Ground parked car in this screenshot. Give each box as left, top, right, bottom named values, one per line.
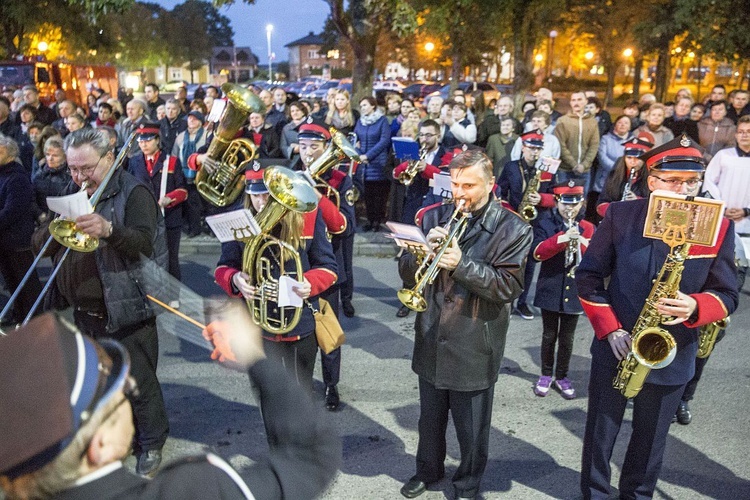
left=403, top=81, right=444, bottom=100
left=373, top=79, right=406, bottom=92
left=305, top=79, right=340, bottom=99
left=161, top=80, right=188, bottom=93
left=426, top=81, right=501, bottom=104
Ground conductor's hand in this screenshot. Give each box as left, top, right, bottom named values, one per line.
left=527, top=192, right=541, bottom=205
left=232, top=271, right=256, bottom=299
left=75, top=213, right=111, bottom=238
left=202, top=302, right=265, bottom=370
left=293, top=278, right=312, bottom=300
left=657, top=291, right=697, bottom=325
left=199, top=154, right=219, bottom=174
left=607, top=329, right=632, bottom=361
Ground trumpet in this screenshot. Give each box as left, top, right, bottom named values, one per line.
left=397, top=146, right=428, bottom=186
left=0, top=132, right=137, bottom=329
left=398, top=200, right=468, bottom=312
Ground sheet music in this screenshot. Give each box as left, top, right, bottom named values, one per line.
left=540, top=157, right=561, bottom=174
left=430, top=172, right=453, bottom=199
left=277, top=275, right=303, bottom=307
left=46, top=191, right=93, bottom=219
left=385, top=221, right=428, bottom=244
left=207, top=98, right=227, bottom=122
left=205, top=209, right=261, bottom=242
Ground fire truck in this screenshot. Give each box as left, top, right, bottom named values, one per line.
left=0, top=59, right=118, bottom=107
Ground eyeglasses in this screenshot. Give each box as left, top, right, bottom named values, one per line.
left=418, top=133, right=437, bottom=138
left=651, top=175, right=702, bottom=189
left=68, top=152, right=107, bottom=177
left=736, top=130, right=750, bottom=136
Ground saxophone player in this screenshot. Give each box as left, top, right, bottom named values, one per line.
left=398, top=150, right=532, bottom=500
left=576, top=136, right=738, bottom=499
left=214, top=166, right=338, bottom=396
left=530, top=180, right=595, bottom=399
left=497, top=130, right=555, bottom=320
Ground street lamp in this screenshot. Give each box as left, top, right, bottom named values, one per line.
left=623, top=48, right=633, bottom=58
left=37, top=41, right=49, bottom=54
left=424, top=42, right=435, bottom=80
left=547, top=30, right=558, bottom=80
left=266, top=24, right=273, bottom=83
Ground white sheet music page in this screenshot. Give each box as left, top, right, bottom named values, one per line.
left=46, top=191, right=93, bottom=219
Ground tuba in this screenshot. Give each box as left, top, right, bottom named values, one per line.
left=196, top=83, right=264, bottom=207
left=240, top=166, right=319, bottom=334
left=397, top=146, right=428, bottom=187
left=613, top=239, right=687, bottom=398
left=306, top=127, right=360, bottom=207
left=398, top=200, right=468, bottom=312
left=696, top=316, right=729, bottom=358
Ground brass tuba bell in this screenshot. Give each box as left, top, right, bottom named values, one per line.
left=196, top=83, right=265, bottom=207
left=240, top=166, right=319, bottom=334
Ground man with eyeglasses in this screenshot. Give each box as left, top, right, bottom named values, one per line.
left=497, top=130, right=556, bottom=320
left=576, top=135, right=738, bottom=499
left=392, top=119, right=448, bottom=318
left=32, top=128, right=170, bottom=478
left=0, top=308, right=340, bottom=499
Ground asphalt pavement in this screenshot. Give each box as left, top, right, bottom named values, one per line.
left=136, top=234, right=750, bottom=500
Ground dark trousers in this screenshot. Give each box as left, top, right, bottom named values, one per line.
left=0, top=248, right=43, bottom=322
left=184, top=184, right=203, bottom=236
left=363, top=179, right=391, bottom=225
left=319, top=285, right=341, bottom=388
left=389, top=180, right=406, bottom=223
left=74, top=313, right=169, bottom=452
left=581, top=361, right=686, bottom=500
left=681, top=354, right=709, bottom=402
left=415, top=377, right=494, bottom=498
left=263, top=333, right=318, bottom=396
left=517, top=249, right=537, bottom=306
left=165, top=226, right=181, bottom=281
left=340, top=233, right=355, bottom=305
left=540, top=309, right=580, bottom=379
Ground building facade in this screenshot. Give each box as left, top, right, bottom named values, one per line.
left=285, top=32, right=346, bottom=81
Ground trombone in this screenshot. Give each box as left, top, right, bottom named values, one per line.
left=0, top=133, right=137, bottom=332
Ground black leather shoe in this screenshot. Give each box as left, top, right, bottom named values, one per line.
left=342, top=301, right=355, bottom=318
left=397, top=305, right=411, bottom=318
left=136, top=448, right=162, bottom=477
left=400, top=477, right=427, bottom=498
left=676, top=400, right=692, bottom=425
left=325, top=385, right=340, bottom=411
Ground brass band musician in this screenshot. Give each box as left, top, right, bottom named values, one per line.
left=576, top=136, right=738, bottom=499
left=398, top=150, right=532, bottom=499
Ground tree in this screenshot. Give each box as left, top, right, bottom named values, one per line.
left=169, top=0, right=234, bottom=82
left=0, top=0, right=131, bottom=59
left=106, top=2, right=170, bottom=71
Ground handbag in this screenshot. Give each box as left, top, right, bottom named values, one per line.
left=309, top=298, right=346, bottom=354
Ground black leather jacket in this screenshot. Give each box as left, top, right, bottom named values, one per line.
left=399, top=198, right=532, bottom=391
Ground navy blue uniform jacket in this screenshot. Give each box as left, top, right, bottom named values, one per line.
left=575, top=197, right=738, bottom=385
left=496, top=158, right=555, bottom=213
left=127, top=151, right=187, bottom=229
left=532, top=209, right=595, bottom=314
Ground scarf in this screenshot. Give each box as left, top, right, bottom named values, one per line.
left=360, top=109, right=384, bottom=126
left=181, top=127, right=204, bottom=180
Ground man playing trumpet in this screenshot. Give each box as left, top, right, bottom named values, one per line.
left=398, top=150, right=532, bottom=500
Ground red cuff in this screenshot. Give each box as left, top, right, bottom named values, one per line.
left=421, top=164, right=441, bottom=179
left=533, top=233, right=566, bottom=261
left=165, top=188, right=187, bottom=207
left=684, top=292, right=730, bottom=328
left=317, top=196, right=347, bottom=234
left=393, top=161, right=408, bottom=179
left=539, top=193, right=555, bottom=208
left=187, top=153, right=201, bottom=171
left=304, top=268, right=338, bottom=296
left=215, top=266, right=242, bottom=297
left=596, top=202, right=610, bottom=218
left=580, top=297, right=622, bottom=340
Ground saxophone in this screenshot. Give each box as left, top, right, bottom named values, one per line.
left=519, top=168, right=543, bottom=221
left=613, top=241, right=688, bottom=398
left=697, top=317, right=729, bottom=358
